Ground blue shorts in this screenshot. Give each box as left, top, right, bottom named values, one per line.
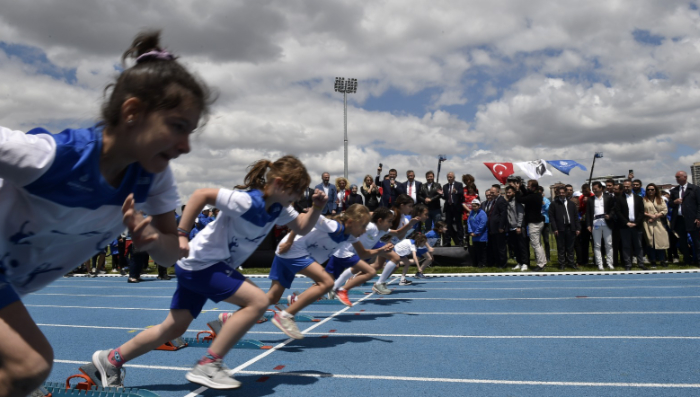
left=416, top=247, right=428, bottom=257
left=325, top=255, right=361, bottom=279
left=269, top=256, right=315, bottom=289
left=0, top=273, right=20, bottom=311
left=373, top=241, right=385, bottom=249
left=171, top=262, right=246, bottom=318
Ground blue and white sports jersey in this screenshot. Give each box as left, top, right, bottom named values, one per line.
left=390, top=214, right=411, bottom=245
left=178, top=189, right=298, bottom=271
left=394, top=239, right=417, bottom=257
left=333, top=222, right=388, bottom=259
left=276, top=216, right=358, bottom=263
left=0, top=125, right=179, bottom=296
left=425, top=230, right=439, bottom=247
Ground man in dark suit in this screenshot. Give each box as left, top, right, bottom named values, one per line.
left=400, top=170, right=422, bottom=205
left=442, top=172, right=464, bottom=246
left=587, top=181, right=615, bottom=270
left=670, top=170, right=700, bottom=266
left=614, top=180, right=647, bottom=271
left=375, top=167, right=399, bottom=207
left=314, top=172, right=337, bottom=215
left=418, top=170, right=443, bottom=231
left=549, top=185, right=580, bottom=270
left=485, top=186, right=508, bottom=267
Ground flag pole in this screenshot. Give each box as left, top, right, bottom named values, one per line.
left=436, top=154, right=447, bottom=183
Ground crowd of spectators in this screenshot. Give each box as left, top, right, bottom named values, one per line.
left=298, top=167, right=700, bottom=272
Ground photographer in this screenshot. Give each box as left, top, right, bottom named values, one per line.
left=513, top=178, right=548, bottom=271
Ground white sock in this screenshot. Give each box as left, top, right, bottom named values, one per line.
left=334, top=268, right=355, bottom=291
left=377, top=261, right=397, bottom=284
left=281, top=310, right=293, bottom=319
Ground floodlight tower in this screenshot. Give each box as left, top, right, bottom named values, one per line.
left=334, top=77, right=358, bottom=179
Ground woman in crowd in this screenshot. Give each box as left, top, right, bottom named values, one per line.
left=361, top=174, right=381, bottom=211
left=346, top=184, right=364, bottom=207
left=643, top=183, right=669, bottom=268
left=335, top=177, right=351, bottom=213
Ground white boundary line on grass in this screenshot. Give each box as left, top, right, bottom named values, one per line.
left=51, top=360, right=700, bottom=388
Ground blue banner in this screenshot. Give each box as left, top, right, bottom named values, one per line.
left=546, top=160, right=587, bottom=175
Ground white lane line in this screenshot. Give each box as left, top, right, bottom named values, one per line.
left=39, top=325, right=700, bottom=340
left=51, top=360, right=700, bottom=388
left=361, top=296, right=700, bottom=301
left=181, top=278, right=395, bottom=397
left=28, top=293, right=700, bottom=300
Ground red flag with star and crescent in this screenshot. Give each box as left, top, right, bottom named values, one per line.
left=484, top=162, right=514, bottom=184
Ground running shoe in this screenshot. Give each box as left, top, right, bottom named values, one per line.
left=92, top=350, right=125, bottom=388
left=271, top=312, right=304, bottom=339
left=335, top=289, right=352, bottom=307
left=372, top=282, right=392, bottom=295
left=511, top=265, right=520, bottom=270
left=185, top=360, right=241, bottom=389
left=218, top=312, right=233, bottom=324
left=327, top=290, right=337, bottom=300
left=398, top=278, right=412, bottom=286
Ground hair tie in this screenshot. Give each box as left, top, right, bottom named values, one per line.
left=136, top=49, right=175, bottom=64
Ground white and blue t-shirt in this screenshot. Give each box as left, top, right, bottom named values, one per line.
left=333, top=222, right=388, bottom=259
left=425, top=230, right=439, bottom=247
left=0, top=125, right=179, bottom=296
left=178, top=189, right=298, bottom=271
left=394, top=239, right=417, bottom=257
left=276, top=216, right=358, bottom=263
left=390, top=214, right=412, bottom=245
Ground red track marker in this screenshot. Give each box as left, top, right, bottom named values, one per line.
left=274, top=365, right=285, bottom=370
left=256, top=376, right=269, bottom=383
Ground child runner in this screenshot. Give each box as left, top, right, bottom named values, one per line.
left=92, top=156, right=327, bottom=390
left=370, top=194, right=420, bottom=292
left=326, top=207, right=396, bottom=305
left=415, top=221, right=447, bottom=278
left=395, top=204, right=430, bottom=284
left=393, top=234, right=430, bottom=280
left=263, top=204, right=370, bottom=338
left=0, top=30, right=212, bottom=397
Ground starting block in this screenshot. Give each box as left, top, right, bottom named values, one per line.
left=48, top=363, right=159, bottom=397
left=156, top=319, right=272, bottom=351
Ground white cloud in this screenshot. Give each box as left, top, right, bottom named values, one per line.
left=1, top=0, right=699, bottom=201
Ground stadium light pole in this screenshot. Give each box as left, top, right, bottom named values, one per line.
left=334, top=77, right=358, bottom=179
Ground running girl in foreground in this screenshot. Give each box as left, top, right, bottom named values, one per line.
left=92, top=156, right=327, bottom=390
left=0, top=30, right=212, bottom=397
left=263, top=204, right=371, bottom=339
left=326, top=207, right=396, bottom=304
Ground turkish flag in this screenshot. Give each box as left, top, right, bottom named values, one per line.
left=484, top=162, right=514, bottom=184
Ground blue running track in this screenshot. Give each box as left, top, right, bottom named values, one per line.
left=25, top=270, right=700, bottom=396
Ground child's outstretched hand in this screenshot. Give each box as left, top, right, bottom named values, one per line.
left=311, top=189, right=327, bottom=209
left=122, top=194, right=158, bottom=251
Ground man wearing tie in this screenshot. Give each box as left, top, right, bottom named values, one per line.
left=442, top=172, right=464, bottom=246
left=418, top=171, right=443, bottom=231
left=486, top=186, right=508, bottom=268
left=401, top=170, right=422, bottom=205
left=375, top=166, right=399, bottom=207
left=314, top=172, right=337, bottom=215
left=670, top=171, right=700, bottom=266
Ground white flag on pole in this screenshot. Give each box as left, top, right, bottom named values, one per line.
left=514, top=159, right=552, bottom=180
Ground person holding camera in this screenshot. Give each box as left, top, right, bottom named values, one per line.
left=513, top=178, right=548, bottom=271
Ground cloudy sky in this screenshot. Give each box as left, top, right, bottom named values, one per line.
left=2, top=0, right=699, bottom=202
